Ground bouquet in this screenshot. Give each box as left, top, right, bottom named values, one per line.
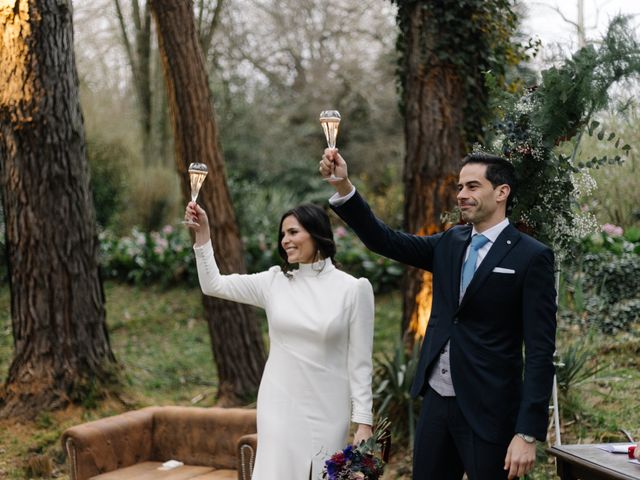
left=322, top=419, right=390, bottom=480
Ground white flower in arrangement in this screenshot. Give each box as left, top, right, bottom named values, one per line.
left=570, top=172, right=597, bottom=197
left=571, top=212, right=599, bottom=239
left=472, top=143, right=485, bottom=153
left=491, top=135, right=506, bottom=153
left=514, top=95, right=535, bottom=115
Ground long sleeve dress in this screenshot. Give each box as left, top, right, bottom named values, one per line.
left=193, top=240, right=375, bottom=480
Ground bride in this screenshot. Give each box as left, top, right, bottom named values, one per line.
left=185, top=202, right=375, bottom=479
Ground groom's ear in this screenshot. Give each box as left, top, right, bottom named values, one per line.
left=495, top=184, right=510, bottom=204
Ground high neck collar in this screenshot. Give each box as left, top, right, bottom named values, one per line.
left=293, top=257, right=335, bottom=277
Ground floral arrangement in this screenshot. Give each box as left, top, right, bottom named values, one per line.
left=322, top=420, right=390, bottom=480
left=479, top=16, right=640, bottom=258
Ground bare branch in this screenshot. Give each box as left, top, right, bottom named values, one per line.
left=113, top=0, right=138, bottom=80
left=131, top=0, right=142, bottom=33
left=200, top=0, right=225, bottom=59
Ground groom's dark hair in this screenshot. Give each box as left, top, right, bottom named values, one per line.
left=461, top=152, right=518, bottom=214
left=277, top=203, right=337, bottom=273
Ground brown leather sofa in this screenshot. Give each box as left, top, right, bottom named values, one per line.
left=61, top=406, right=258, bottom=480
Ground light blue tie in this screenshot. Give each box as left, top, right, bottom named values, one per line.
left=461, top=234, right=490, bottom=294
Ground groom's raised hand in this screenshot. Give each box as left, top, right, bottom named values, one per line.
left=319, top=148, right=353, bottom=196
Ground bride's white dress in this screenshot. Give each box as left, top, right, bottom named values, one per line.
left=194, top=240, right=374, bottom=480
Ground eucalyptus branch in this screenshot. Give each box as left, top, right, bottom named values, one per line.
left=569, top=106, right=596, bottom=165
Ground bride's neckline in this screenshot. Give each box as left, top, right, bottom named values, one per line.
left=293, top=257, right=335, bottom=277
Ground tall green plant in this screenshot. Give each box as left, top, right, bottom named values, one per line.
left=373, top=342, right=421, bottom=447
left=554, top=339, right=606, bottom=421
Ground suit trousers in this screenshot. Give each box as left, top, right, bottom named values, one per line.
left=413, top=387, right=514, bottom=480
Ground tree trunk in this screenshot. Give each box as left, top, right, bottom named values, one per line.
left=150, top=0, right=266, bottom=405
left=0, top=0, right=118, bottom=419
left=400, top=4, right=466, bottom=344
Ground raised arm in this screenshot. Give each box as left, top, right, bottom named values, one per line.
left=320, top=149, right=439, bottom=271
left=188, top=202, right=275, bottom=308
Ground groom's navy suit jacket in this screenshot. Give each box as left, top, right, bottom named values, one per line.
left=333, top=191, right=557, bottom=445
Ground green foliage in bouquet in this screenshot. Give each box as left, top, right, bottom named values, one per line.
left=482, top=16, right=640, bottom=256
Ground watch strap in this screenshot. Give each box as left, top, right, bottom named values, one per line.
left=516, top=433, right=536, bottom=443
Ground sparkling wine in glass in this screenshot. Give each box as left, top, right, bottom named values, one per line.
left=183, top=162, right=208, bottom=225
left=319, top=110, right=342, bottom=181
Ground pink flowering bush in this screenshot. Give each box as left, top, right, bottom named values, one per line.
left=99, top=225, right=197, bottom=286
left=602, top=223, right=623, bottom=237
left=582, top=225, right=640, bottom=255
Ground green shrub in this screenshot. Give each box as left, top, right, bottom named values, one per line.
left=583, top=253, right=640, bottom=304
left=562, top=251, right=640, bottom=333
left=581, top=227, right=640, bottom=255
left=86, top=138, right=130, bottom=229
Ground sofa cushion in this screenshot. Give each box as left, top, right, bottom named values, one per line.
left=90, top=461, right=215, bottom=479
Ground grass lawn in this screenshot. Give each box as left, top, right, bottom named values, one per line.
left=0, top=283, right=639, bottom=479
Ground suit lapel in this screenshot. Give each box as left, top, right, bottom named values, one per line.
left=451, top=226, right=472, bottom=302
left=457, top=223, right=521, bottom=311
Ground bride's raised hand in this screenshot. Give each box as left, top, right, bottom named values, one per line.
left=185, top=202, right=211, bottom=246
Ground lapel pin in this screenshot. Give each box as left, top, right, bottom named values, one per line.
left=507, top=240, right=512, bottom=245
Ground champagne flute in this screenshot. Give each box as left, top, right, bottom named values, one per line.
left=319, top=110, right=342, bottom=181
left=183, top=162, right=208, bottom=225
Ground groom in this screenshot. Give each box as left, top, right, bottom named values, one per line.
left=320, top=150, right=557, bottom=479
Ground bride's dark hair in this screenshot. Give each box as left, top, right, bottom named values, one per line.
left=277, top=204, right=337, bottom=274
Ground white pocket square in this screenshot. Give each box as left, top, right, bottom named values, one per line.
left=493, top=267, right=515, bottom=274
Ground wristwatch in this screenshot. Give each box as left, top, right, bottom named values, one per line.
left=517, top=433, right=536, bottom=444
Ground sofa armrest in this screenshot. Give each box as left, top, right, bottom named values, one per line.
left=61, top=407, right=159, bottom=480
left=237, top=433, right=257, bottom=480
